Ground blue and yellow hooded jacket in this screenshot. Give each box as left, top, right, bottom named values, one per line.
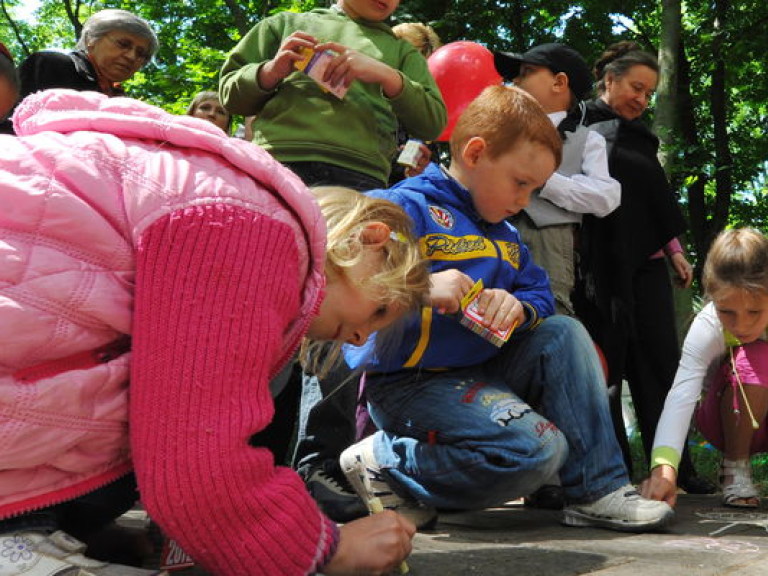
left=346, top=163, right=554, bottom=372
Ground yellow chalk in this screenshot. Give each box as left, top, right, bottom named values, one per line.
left=367, top=497, right=409, bottom=574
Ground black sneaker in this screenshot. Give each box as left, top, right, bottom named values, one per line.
left=304, top=462, right=369, bottom=523
left=524, top=484, right=565, bottom=510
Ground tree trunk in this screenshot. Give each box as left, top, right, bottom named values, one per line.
left=710, top=0, right=733, bottom=239
left=676, top=38, right=710, bottom=275
left=653, top=0, right=681, bottom=170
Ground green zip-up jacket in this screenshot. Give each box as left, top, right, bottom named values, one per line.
left=219, top=8, right=447, bottom=185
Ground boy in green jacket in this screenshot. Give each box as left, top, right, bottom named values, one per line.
left=219, top=0, right=447, bottom=189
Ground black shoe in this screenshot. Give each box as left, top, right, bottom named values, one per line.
left=678, top=474, right=717, bottom=495
left=304, top=463, right=369, bottom=523
left=524, top=484, right=565, bottom=510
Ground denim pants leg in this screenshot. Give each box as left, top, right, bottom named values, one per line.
left=366, top=371, right=568, bottom=510
left=367, top=315, right=628, bottom=510
left=484, top=315, right=628, bottom=504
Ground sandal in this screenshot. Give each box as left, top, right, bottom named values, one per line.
left=720, top=458, right=760, bottom=508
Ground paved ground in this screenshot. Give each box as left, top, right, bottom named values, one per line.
left=152, top=494, right=768, bottom=575
left=403, top=495, right=768, bottom=576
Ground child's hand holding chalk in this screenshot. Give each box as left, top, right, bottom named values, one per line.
left=367, top=497, right=409, bottom=574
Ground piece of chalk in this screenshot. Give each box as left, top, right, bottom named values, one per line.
left=367, top=498, right=409, bottom=574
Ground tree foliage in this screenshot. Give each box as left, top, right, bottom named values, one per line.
left=1, top=0, right=766, bottom=270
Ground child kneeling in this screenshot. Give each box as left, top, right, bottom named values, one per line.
left=644, top=228, right=768, bottom=509
left=340, top=85, right=674, bottom=533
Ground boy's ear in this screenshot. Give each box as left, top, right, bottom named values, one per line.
left=360, top=221, right=392, bottom=248
left=461, top=137, right=487, bottom=168
left=553, top=72, right=569, bottom=95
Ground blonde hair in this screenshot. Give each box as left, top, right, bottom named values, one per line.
left=392, top=22, right=442, bottom=58
left=301, top=186, right=430, bottom=374
left=703, top=228, right=768, bottom=301
left=449, top=84, right=562, bottom=166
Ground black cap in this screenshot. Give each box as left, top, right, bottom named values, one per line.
left=494, top=43, right=593, bottom=101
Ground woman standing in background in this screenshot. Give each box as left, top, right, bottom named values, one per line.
left=574, top=41, right=710, bottom=494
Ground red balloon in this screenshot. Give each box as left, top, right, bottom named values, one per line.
left=428, top=41, right=502, bottom=142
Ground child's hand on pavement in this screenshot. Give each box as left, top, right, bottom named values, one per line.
left=323, top=511, right=415, bottom=575
left=475, top=289, right=523, bottom=332
left=313, top=41, right=404, bottom=98
left=640, top=464, right=678, bottom=508
left=429, top=269, right=475, bottom=315
left=259, top=31, right=318, bottom=90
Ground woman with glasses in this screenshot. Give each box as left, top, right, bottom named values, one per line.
left=18, top=9, right=157, bottom=100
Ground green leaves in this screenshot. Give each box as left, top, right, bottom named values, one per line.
left=2, top=0, right=766, bottom=253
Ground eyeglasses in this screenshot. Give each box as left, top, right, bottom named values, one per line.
left=105, top=35, right=151, bottom=64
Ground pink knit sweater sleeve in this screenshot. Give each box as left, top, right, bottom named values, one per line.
left=129, top=204, right=338, bottom=575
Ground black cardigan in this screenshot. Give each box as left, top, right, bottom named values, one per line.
left=573, top=99, right=687, bottom=363
left=19, top=50, right=125, bottom=101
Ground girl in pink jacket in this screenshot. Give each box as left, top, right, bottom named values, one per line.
left=0, top=89, right=427, bottom=576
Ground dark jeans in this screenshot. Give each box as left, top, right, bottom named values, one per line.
left=282, top=161, right=384, bottom=192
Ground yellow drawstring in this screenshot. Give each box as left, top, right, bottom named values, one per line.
left=730, top=346, right=760, bottom=430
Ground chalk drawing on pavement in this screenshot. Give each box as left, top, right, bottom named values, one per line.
left=696, top=510, right=768, bottom=536
left=663, top=538, right=760, bottom=553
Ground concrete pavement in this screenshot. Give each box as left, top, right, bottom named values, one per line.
left=404, top=494, right=768, bottom=575
left=158, top=494, right=768, bottom=575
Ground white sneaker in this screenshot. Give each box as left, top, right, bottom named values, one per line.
left=0, top=531, right=91, bottom=575
left=340, top=435, right=437, bottom=529
left=0, top=531, right=167, bottom=576
left=563, top=484, right=674, bottom=532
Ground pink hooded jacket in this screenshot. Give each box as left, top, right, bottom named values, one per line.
left=0, top=90, right=336, bottom=574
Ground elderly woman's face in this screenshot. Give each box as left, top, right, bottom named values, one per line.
left=88, top=31, right=151, bottom=84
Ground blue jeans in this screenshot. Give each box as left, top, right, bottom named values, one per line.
left=366, top=315, right=628, bottom=510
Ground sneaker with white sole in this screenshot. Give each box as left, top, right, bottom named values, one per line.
left=562, top=484, right=675, bottom=532
left=0, top=531, right=167, bottom=576
left=340, top=436, right=437, bottom=530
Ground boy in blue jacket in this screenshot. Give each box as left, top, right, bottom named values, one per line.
left=341, top=85, right=675, bottom=533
